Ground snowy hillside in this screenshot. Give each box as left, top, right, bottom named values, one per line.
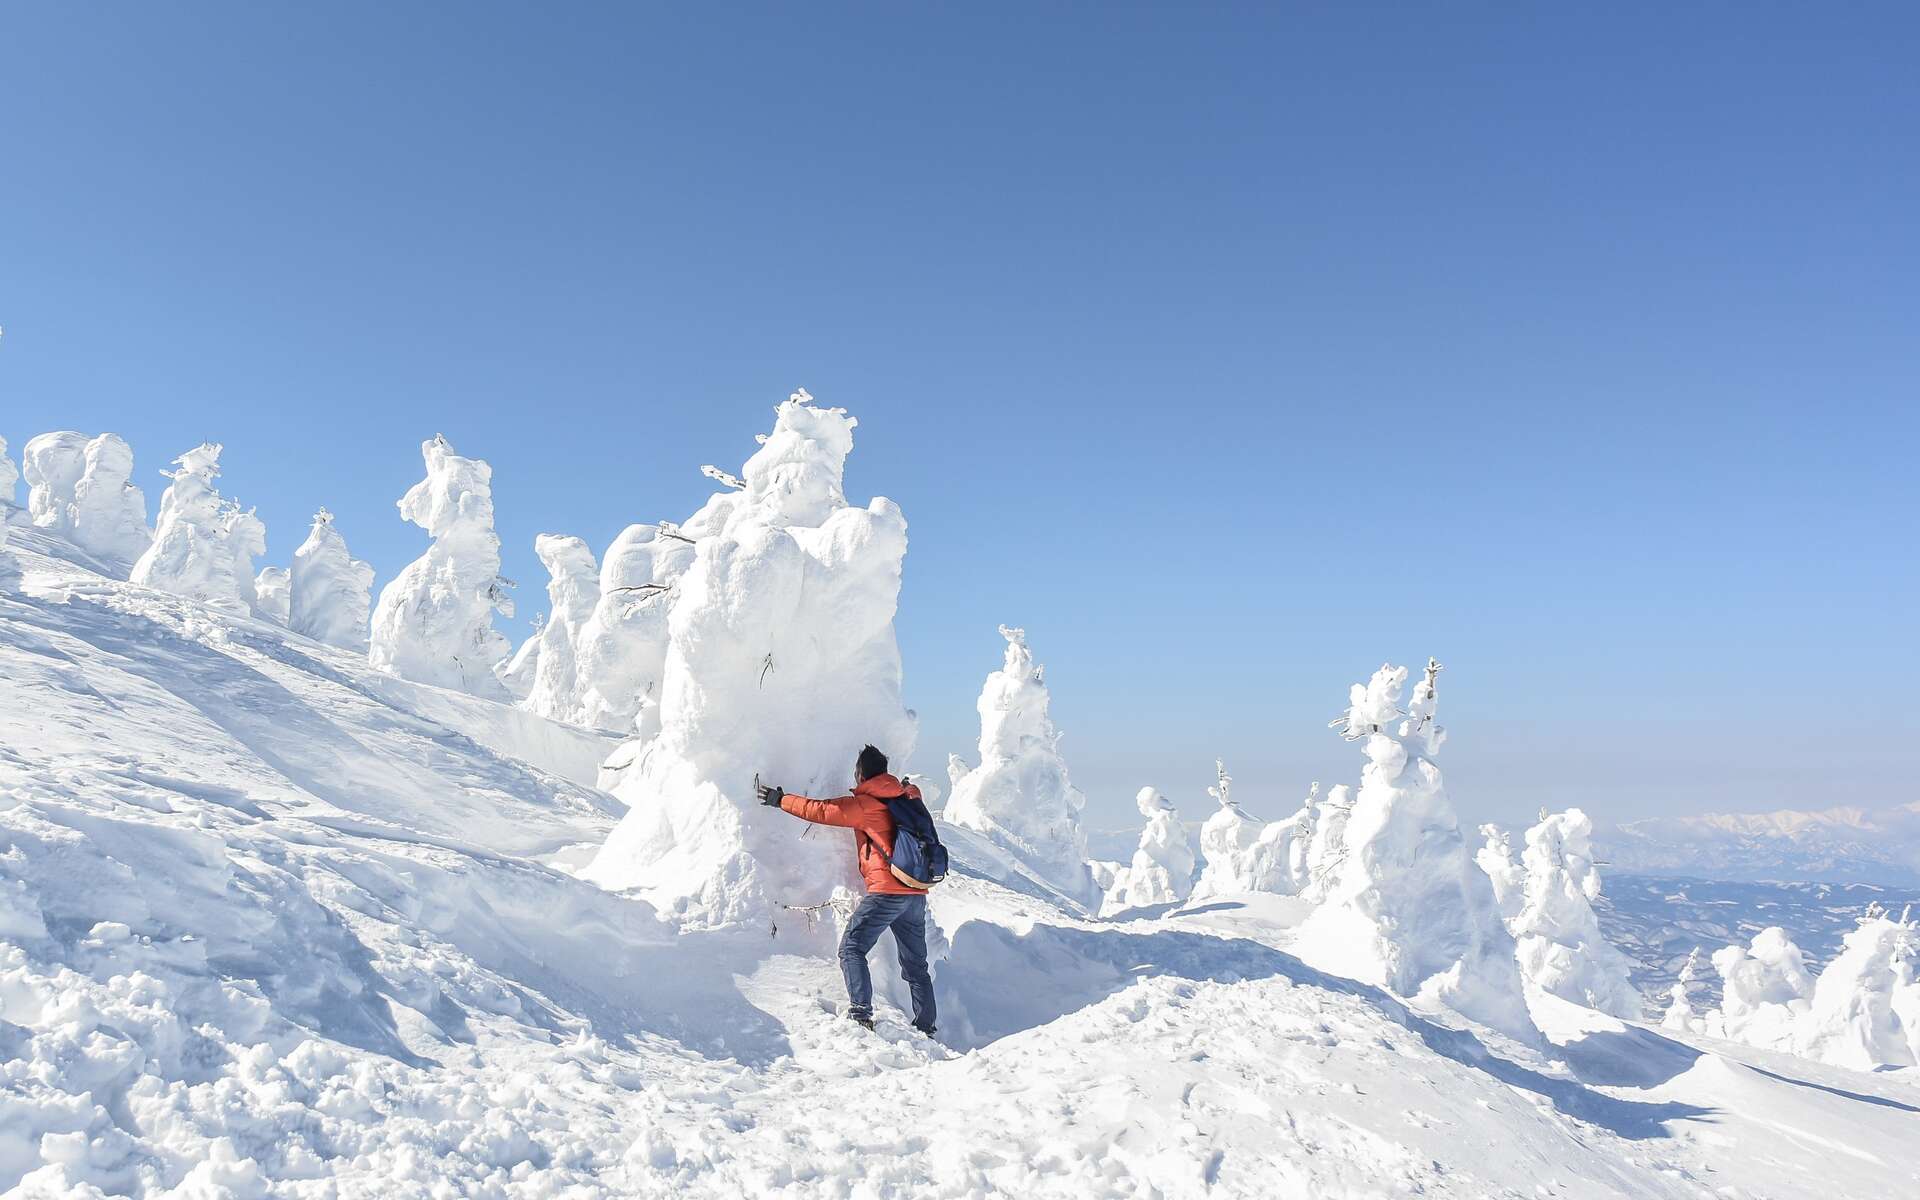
left=1601, top=803, right=1920, bottom=886
left=4, top=525, right=1919, bottom=1197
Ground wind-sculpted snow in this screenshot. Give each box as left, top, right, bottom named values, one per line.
left=944, top=625, right=1098, bottom=910
left=369, top=435, right=515, bottom=697
left=583, top=393, right=918, bottom=931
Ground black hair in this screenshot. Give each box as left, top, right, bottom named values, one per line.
left=856, top=744, right=889, bottom=782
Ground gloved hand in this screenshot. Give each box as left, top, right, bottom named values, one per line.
left=756, top=781, right=785, bottom=808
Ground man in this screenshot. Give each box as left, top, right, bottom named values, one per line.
left=756, top=744, right=936, bottom=1037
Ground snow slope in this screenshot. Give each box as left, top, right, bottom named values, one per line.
left=2, top=528, right=1918, bottom=1197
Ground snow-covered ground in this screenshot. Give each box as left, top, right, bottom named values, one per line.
left=3, top=527, right=1918, bottom=1198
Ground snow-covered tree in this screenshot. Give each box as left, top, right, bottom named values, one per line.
left=1511, top=808, right=1642, bottom=1017
left=1794, top=904, right=1920, bottom=1070
left=254, top=567, right=291, bottom=624
left=1475, top=824, right=1526, bottom=924
left=583, top=391, right=918, bottom=930
left=1301, top=783, right=1356, bottom=900
left=0, top=435, right=18, bottom=552
left=1191, top=761, right=1306, bottom=899
left=1704, top=927, right=1815, bottom=1051
left=1286, top=782, right=1321, bottom=886
left=21, top=431, right=150, bottom=565
left=290, top=509, right=375, bottom=651
left=1662, top=948, right=1706, bottom=1034
left=569, top=522, right=697, bottom=735
left=1101, top=786, right=1197, bottom=914
left=22, top=431, right=87, bottom=531
left=130, top=444, right=266, bottom=615
left=943, top=625, right=1098, bottom=908
left=369, top=435, right=514, bottom=696
left=505, top=534, right=602, bottom=725
left=1294, top=660, right=1536, bottom=1041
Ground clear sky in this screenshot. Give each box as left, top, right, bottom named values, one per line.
left=2, top=5, right=1914, bottom=831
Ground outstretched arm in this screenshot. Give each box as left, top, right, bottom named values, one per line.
left=778, top=792, right=863, bottom=828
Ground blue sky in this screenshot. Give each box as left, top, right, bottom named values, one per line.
left=2, top=5, right=1914, bottom=830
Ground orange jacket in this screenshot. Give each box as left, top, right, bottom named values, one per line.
left=779, top=774, right=928, bottom=895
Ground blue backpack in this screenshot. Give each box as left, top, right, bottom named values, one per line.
left=875, top=781, right=948, bottom=889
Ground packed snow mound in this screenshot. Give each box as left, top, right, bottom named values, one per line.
left=1513, top=809, right=1644, bottom=1018
left=1099, top=786, right=1196, bottom=914
left=20, top=431, right=151, bottom=567
left=1294, top=661, right=1537, bottom=1041
left=289, top=508, right=374, bottom=650
left=583, top=392, right=918, bottom=930
left=369, top=435, right=514, bottom=697
left=944, top=625, right=1097, bottom=910
left=129, top=443, right=267, bottom=616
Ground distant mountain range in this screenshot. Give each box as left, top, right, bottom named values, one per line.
left=1599, top=801, right=1920, bottom=886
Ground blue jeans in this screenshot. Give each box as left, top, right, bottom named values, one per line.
left=840, top=893, right=935, bottom=1032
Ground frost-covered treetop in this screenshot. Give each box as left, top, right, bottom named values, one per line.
left=400, top=434, right=497, bottom=538
left=976, top=624, right=1056, bottom=761
left=1403, top=657, right=1446, bottom=755
left=1334, top=663, right=1409, bottom=741
left=1207, top=759, right=1235, bottom=810
left=725, top=387, right=857, bottom=530
left=1136, top=785, right=1174, bottom=819
left=168, top=443, right=223, bottom=489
